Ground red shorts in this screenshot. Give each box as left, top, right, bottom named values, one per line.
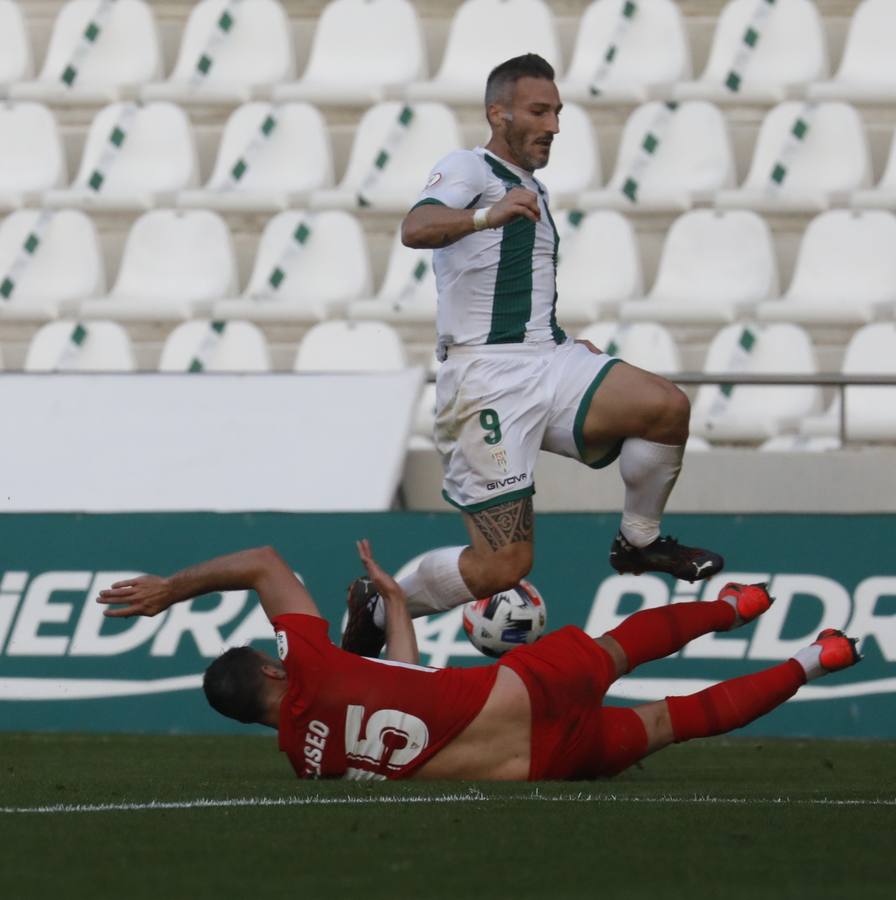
left=500, top=626, right=648, bottom=781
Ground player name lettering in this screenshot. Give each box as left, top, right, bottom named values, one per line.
left=302, top=720, right=330, bottom=778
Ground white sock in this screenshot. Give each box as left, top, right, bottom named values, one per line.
left=618, top=437, right=684, bottom=548
left=371, top=568, right=427, bottom=629
left=792, top=644, right=825, bottom=681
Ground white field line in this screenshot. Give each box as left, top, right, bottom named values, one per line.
left=3, top=792, right=895, bottom=815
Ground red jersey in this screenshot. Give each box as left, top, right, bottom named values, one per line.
left=272, top=614, right=497, bottom=781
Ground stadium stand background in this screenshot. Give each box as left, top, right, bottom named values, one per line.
left=1, top=0, right=895, bottom=514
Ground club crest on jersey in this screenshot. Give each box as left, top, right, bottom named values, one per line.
left=426, top=172, right=442, bottom=188
left=491, top=447, right=509, bottom=473
left=276, top=630, right=288, bottom=661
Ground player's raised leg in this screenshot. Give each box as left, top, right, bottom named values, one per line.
left=629, top=629, right=863, bottom=760
left=579, top=360, right=724, bottom=582
left=594, top=582, right=774, bottom=679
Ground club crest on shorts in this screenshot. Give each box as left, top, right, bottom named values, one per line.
left=491, top=447, right=509, bottom=473
left=276, top=630, right=289, bottom=661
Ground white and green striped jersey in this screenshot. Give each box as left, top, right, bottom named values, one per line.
left=412, top=146, right=566, bottom=354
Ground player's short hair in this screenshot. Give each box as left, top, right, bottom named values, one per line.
left=485, top=54, right=555, bottom=108
left=203, top=646, right=266, bottom=724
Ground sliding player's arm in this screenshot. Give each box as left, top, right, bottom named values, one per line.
left=356, top=539, right=419, bottom=666
left=95, top=546, right=322, bottom=622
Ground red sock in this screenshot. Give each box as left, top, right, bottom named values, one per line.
left=667, top=660, right=806, bottom=742
left=606, top=600, right=736, bottom=670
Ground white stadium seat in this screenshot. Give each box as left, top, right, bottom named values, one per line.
left=560, top=0, right=691, bottom=104
left=799, top=323, right=896, bottom=443
left=214, top=210, right=371, bottom=323
left=10, top=0, right=161, bottom=105
left=404, top=0, right=561, bottom=104
left=757, top=210, right=896, bottom=325
left=79, top=209, right=237, bottom=321
left=851, top=128, right=896, bottom=210
left=674, top=0, right=828, bottom=104
left=536, top=103, right=601, bottom=207
left=554, top=209, right=643, bottom=325
left=45, top=102, right=198, bottom=211
left=577, top=322, right=681, bottom=374
left=620, top=209, right=777, bottom=324
left=178, top=102, right=333, bottom=212
left=347, top=226, right=435, bottom=324
left=294, top=320, right=407, bottom=372
left=809, top=0, right=896, bottom=103
left=691, top=323, right=822, bottom=443
left=716, top=102, right=871, bottom=213
left=274, top=0, right=427, bottom=106
left=24, top=320, right=136, bottom=371
left=141, top=0, right=294, bottom=105
left=0, top=0, right=33, bottom=92
left=0, top=209, right=104, bottom=321
left=159, top=320, right=271, bottom=372
left=579, top=101, right=735, bottom=212
left=0, top=104, right=67, bottom=209
left=311, top=102, right=461, bottom=212
left=759, top=434, right=841, bottom=452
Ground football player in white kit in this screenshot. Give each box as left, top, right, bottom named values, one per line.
left=344, top=54, right=724, bottom=657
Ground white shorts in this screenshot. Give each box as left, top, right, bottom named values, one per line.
left=434, top=339, right=622, bottom=512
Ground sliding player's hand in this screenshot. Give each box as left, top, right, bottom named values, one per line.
left=96, top=575, right=172, bottom=618
left=356, top=539, right=403, bottom=602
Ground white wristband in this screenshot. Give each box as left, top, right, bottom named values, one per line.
left=473, top=206, right=493, bottom=231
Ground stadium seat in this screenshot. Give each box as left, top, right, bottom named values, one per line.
left=578, top=101, right=735, bottom=212
left=577, top=321, right=681, bottom=374
left=404, top=0, right=560, bottom=103
left=757, top=210, right=896, bottom=325
left=158, top=319, right=271, bottom=372
left=619, top=209, right=777, bottom=324
left=809, top=0, right=896, bottom=103
left=0, top=0, right=33, bottom=93
left=759, top=434, right=841, bottom=452
left=294, top=320, right=407, bottom=371
left=24, top=320, right=136, bottom=371
left=799, top=323, right=896, bottom=443
left=553, top=209, right=643, bottom=325
left=0, top=104, right=67, bottom=209
left=851, top=128, right=896, bottom=210
left=0, top=209, right=104, bottom=321
left=141, top=0, right=294, bottom=105
left=213, top=210, right=371, bottom=323
left=536, top=103, right=601, bottom=207
left=346, top=226, right=435, bottom=324
left=690, top=323, right=822, bottom=443
left=716, top=101, right=871, bottom=212
left=674, top=0, right=828, bottom=104
left=559, top=0, right=691, bottom=104
left=410, top=354, right=441, bottom=448
left=78, top=209, right=237, bottom=321
left=44, top=102, right=198, bottom=211
left=10, top=0, right=161, bottom=105
left=178, top=102, right=333, bottom=212
left=310, top=102, right=461, bottom=212
left=273, top=0, right=427, bottom=106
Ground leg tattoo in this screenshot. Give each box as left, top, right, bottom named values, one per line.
left=469, top=497, right=534, bottom=550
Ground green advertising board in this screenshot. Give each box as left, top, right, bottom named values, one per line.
left=0, top=513, right=893, bottom=738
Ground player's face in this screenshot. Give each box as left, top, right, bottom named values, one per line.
left=500, top=77, right=562, bottom=171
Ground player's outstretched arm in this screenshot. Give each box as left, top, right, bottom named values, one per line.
left=401, top=187, right=541, bottom=249
left=356, top=539, right=419, bottom=666
left=96, top=546, right=322, bottom=622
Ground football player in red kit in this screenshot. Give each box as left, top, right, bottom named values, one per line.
left=97, top=541, right=861, bottom=782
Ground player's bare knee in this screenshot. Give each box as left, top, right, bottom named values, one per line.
left=644, top=381, right=690, bottom=445
left=635, top=701, right=675, bottom=754
left=595, top=635, right=629, bottom=679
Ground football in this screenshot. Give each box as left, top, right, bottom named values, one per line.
left=462, top=581, right=547, bottom=658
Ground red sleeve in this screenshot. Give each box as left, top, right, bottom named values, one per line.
left=271, top=614, right=332, bottom=676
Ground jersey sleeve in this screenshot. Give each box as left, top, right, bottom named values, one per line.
left=411, top=150, right=487, bottom=212
left=271, top=614, right=331, bottom=679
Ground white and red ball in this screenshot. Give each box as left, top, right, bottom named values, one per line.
left=462, top=581, right=547, bottom=658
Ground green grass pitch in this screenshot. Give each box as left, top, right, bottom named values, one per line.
left=2, top=733, right=894, bottom=900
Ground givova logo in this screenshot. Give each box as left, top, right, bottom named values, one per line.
left=1, top=568, right=894, bottom=703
